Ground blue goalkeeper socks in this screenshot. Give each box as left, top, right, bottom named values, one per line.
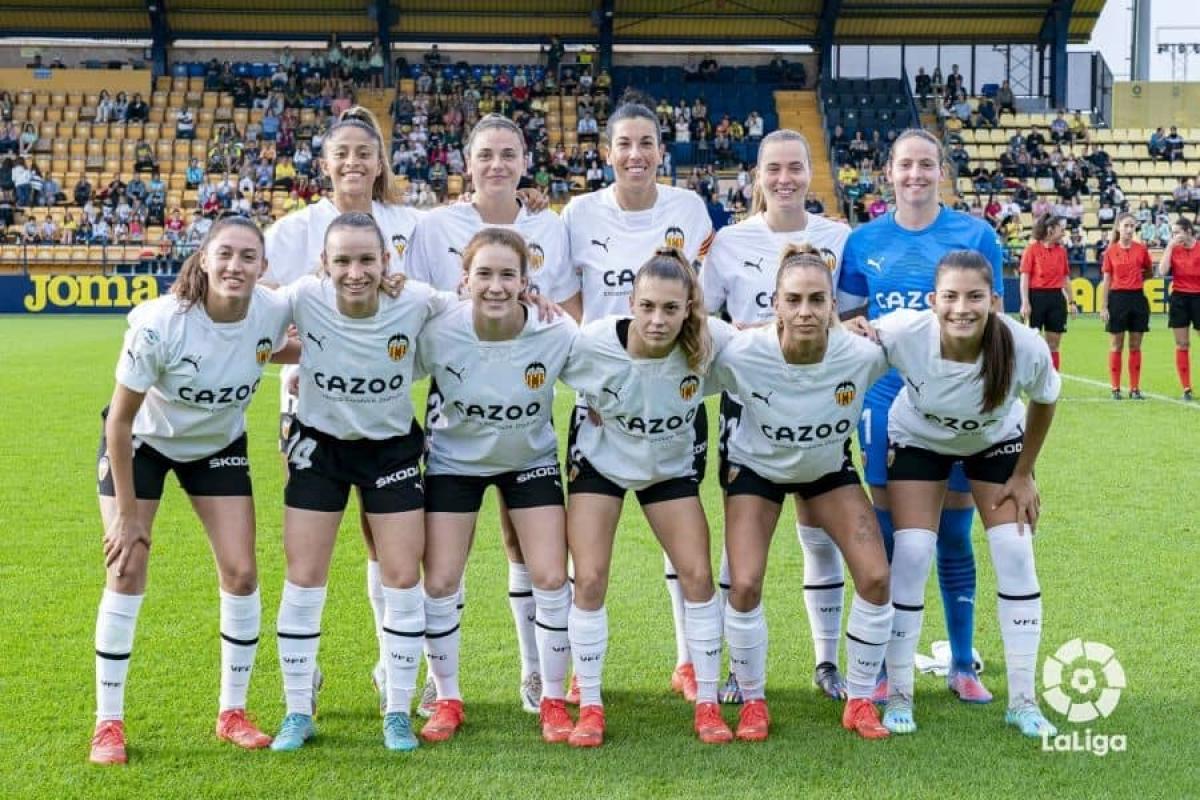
left=937, top=507, right=977, bottom=672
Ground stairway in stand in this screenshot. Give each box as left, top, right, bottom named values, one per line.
left=356, top=87, right=396, bottom=152
left=774, top=90, right=837, bottom=218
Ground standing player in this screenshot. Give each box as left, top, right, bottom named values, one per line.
left=560, top=249, right=735, bottom=747
left=263, top=107, right=424, bottom=707
left=849, top=251, right=1061, bottom=738
left=269, top=213, right=454, bottom=753
left=406, top=115, right=577, bottom=716
left=1100, top=213, right=1152, bottom=400
left=560, top=94, right=714, bottom=701
left=710, top=244, right=892, bottom=741
left=416, top=229, right=576, bottom=744
left=838, top=129, right=1003, bottom=703
left=89, top=217, right=290, bottom=765
left=701, top=128, right=854, bottom=702
left=1158, top=217, right=1200, bottom=401
left=1019, top=214, right=1076, bottom=371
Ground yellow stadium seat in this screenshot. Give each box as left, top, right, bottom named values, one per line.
left=69, top=140, right=85, bottom=156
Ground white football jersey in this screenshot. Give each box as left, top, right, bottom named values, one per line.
left=560, top=316, right=734, bottom=490
left=405, top=202, right=576, bottom=302
left=115, top=287, right=291, bottom=462
left=702, top=212, right=850, bottom=325
left=876, top=309, right=1061, bottom=456
left=283, top=275, right=456, bottom=440
left=418, top=303, right=578, bottom=476
left=561, top=184, right=714, bottom=323
left=712, top=325, right=887, bottom=483
left=263, top=198, right=425, bottom=414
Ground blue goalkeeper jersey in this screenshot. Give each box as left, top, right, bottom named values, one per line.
left=838, top=207, right=1004, bottom=406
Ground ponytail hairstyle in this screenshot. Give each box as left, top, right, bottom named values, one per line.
left=172, top=215, right=264, bottom=311
left=605, top=88, right=661, bottom=146
left=751, top=129, right=813, bottom=216
left=1031, top=213, right=1061, bottom=243
left=327, top=106, right=404, bottom=205
left=775, top=242, right=833, bottom=293
left=633, top=247, right=711, bottom=372
left=1109, top=211, right=1135, bottom=245
left=319, top=211, right=388, bottom=287
left=461, top=226, right=530, bottom=278
left=935, top=250, right=1013, bottom=413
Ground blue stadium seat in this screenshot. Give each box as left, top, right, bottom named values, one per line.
left=665, top=66, right=685, bottom=84
left=671, top=141, right=694, bottom=164
left=718, top=66, right=735, bottom=83
left=630, top=66, right=649, bottom=86
left=735, top=66, right=755, bottom=85
left=647, top=66, right=665, bottom=83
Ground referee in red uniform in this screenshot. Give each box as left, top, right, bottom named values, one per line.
left=1019, top=214, right=1076, bottom=371
left=1100, top=213, right=1153, bottom=399
left=1159, top=217, right=1200, bottom=401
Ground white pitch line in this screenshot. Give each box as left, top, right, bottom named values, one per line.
left=1060, top=372, right=1198, bottom=410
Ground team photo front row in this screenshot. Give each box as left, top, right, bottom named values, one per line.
left=89, top=210, right=1061, bottom=763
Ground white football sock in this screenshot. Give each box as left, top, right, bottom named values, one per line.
left=382, top=585, right=424, bottom=714
left=684, top=594, right=723, bottom=704
left=568, top=604, right=607, bottom=707
left=664, top=553, right=690, bottom=667
left=845, top=593, right=893, bottom=700
left=988, top=523, right=1042, bottom=706
left=366, top=559, right=385, bottom=645
left=533, top=584, right=571, bottom=700
left=423, top=592, right=462, bottom=701
left=717, top=548, right=731, bottom=609
left=508, top=561, right=539, bottom=680
left=276, top=581, right=326, bottom=716
left=885, top=529, right=937, bottom=698
left=724, top=602, right=767, bottom=701
left=798, top=524, right=845, bottom=668
left=95, top=589, right=144, bottom=721
left=218, top=587, right=260, bottom=712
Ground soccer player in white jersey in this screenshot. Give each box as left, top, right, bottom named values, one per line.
left=709, top=244, right=893, bottom=742
left=406, top=116, right=577, bottom=715
left=263, top=108, right=424, bottom=710
left=89, top=218, right=291, bottom=765
left=847, top=251, right=1061, bottom=739
left=559, top=249, right=735, bottom=747
left=701, top=129, right=854, bottom=703
left=269, top=213, right=456, bottom=754
left=416, top=229, right=577, bottom=745
left=560, top=94, right=714, bottom=702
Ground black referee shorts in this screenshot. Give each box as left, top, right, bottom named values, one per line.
left=1106, top=289, right=1150, bottom=334
left=1029, top=289, right=1068, bottom=333
left=888, top=435, right=1025, bottom=486
left=1168, top=291, right=1200, bottom=330
left=284, top=420, right=425, bottom=514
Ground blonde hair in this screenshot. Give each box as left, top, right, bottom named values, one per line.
left=634, top=247, right=711, bottom=372
left=776, top=242, right=832, bottom=292
left=461, top=227, right=530, bottom=277
left=750, top=129, right=813, bottom=215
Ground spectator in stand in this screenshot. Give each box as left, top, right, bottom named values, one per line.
left=1165, top=126, right=1185, bottom=163
left=975, top=96, right=997, bottom=129
left=1068, top=111, right=1088, bottom=143
left=1097, top=198, right=1116, bottom=227
left=126, top=93, right=149, bottom=123
left=915, top=67, right=932, bottom=108
left=126, top=173, right=147, bottom=203
left=0, top=91, right=11, bottom=123
left=95, top=90, right=114, bottom=124
left=134, top=141, right=155, bottom=172
left=700, top=53, right=720, bottom=81
left=996, top=80, right=1016, bottom=115
left=944, top=64, right=964, bottom=98
left=60, top=212, right=78, bottom=244
left=949, top=141, right=970, bottom=176
left=39, top=215, right=57, bottom=243
left=1050, top=111, right=1069, bottom=143
left=1149, top=127, right=1168, bottom=161
left=185, top=158, right=203, bottom=189
left=951, top=93, right=973, bottom=127
left=112, top=92, right=129, bottom=123
left=745, top=110, right=764, bottom=140
left=0, top=189, right=12, bottom=228
left=176, top=107, right=195, bottom=140
left=73, top=175, right=92, bottom=207
left=577, top=110, right=598, bottom=138
left=12, top=157, right=30, bottom=206
left=0, top=123, right=16, bottom=154
left=868, top=195, right=888, bottom=219
left=18, top=123, right=36, bottom=156
left=21, top=216, right=37, bottom=243
left=42, top=173, right=60, bottom=206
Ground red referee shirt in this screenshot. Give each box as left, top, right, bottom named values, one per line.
left=1102, top=242, right=1152, bottom=291
left=1168, top=242, right=1200, bottom=294
left=1020, top=241, right=1069, bottom=289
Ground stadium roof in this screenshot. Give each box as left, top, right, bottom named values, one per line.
left=0, top=0, right=1103, bottom=46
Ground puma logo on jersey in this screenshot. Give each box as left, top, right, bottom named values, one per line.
left=445, top=364, right=466, bottom=382
left=866, top=257, right=886, bottom=272
left=602, top=387, right=622, bottom=402
left=743, top=258, right=764, bottom=273
left=591, top=236, right=610, bottom=252
left=305, top=332, right=326, bottom=351
left=448, top=246, right=464, bottom=258
left=906, top=377, right=925, bottom=396
left=751, top=390, right=773, bottom=406
left=125, top=348, right=137, bottom=363
left=180, top=354, right=202, bottom=372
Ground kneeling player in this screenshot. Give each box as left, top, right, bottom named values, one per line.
left=849, top=250, right=1061, bottom=738
left=89, top=217, right=290, bottom=764
left=416, top=229, right=577, bottom=744
left=710, top=245, right=892, bottom=741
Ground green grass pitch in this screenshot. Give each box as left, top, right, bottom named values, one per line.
left=0, top=314, right=1195, bottom=799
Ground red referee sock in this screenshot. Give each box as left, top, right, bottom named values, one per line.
left=1177, top=348, right=1192, bottom=391
left=1108, top=351, right=1122, bottom=391
left=1129, top=350, right=1143, bottom=391
left=1050, top=351, right=1061, bottom=371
